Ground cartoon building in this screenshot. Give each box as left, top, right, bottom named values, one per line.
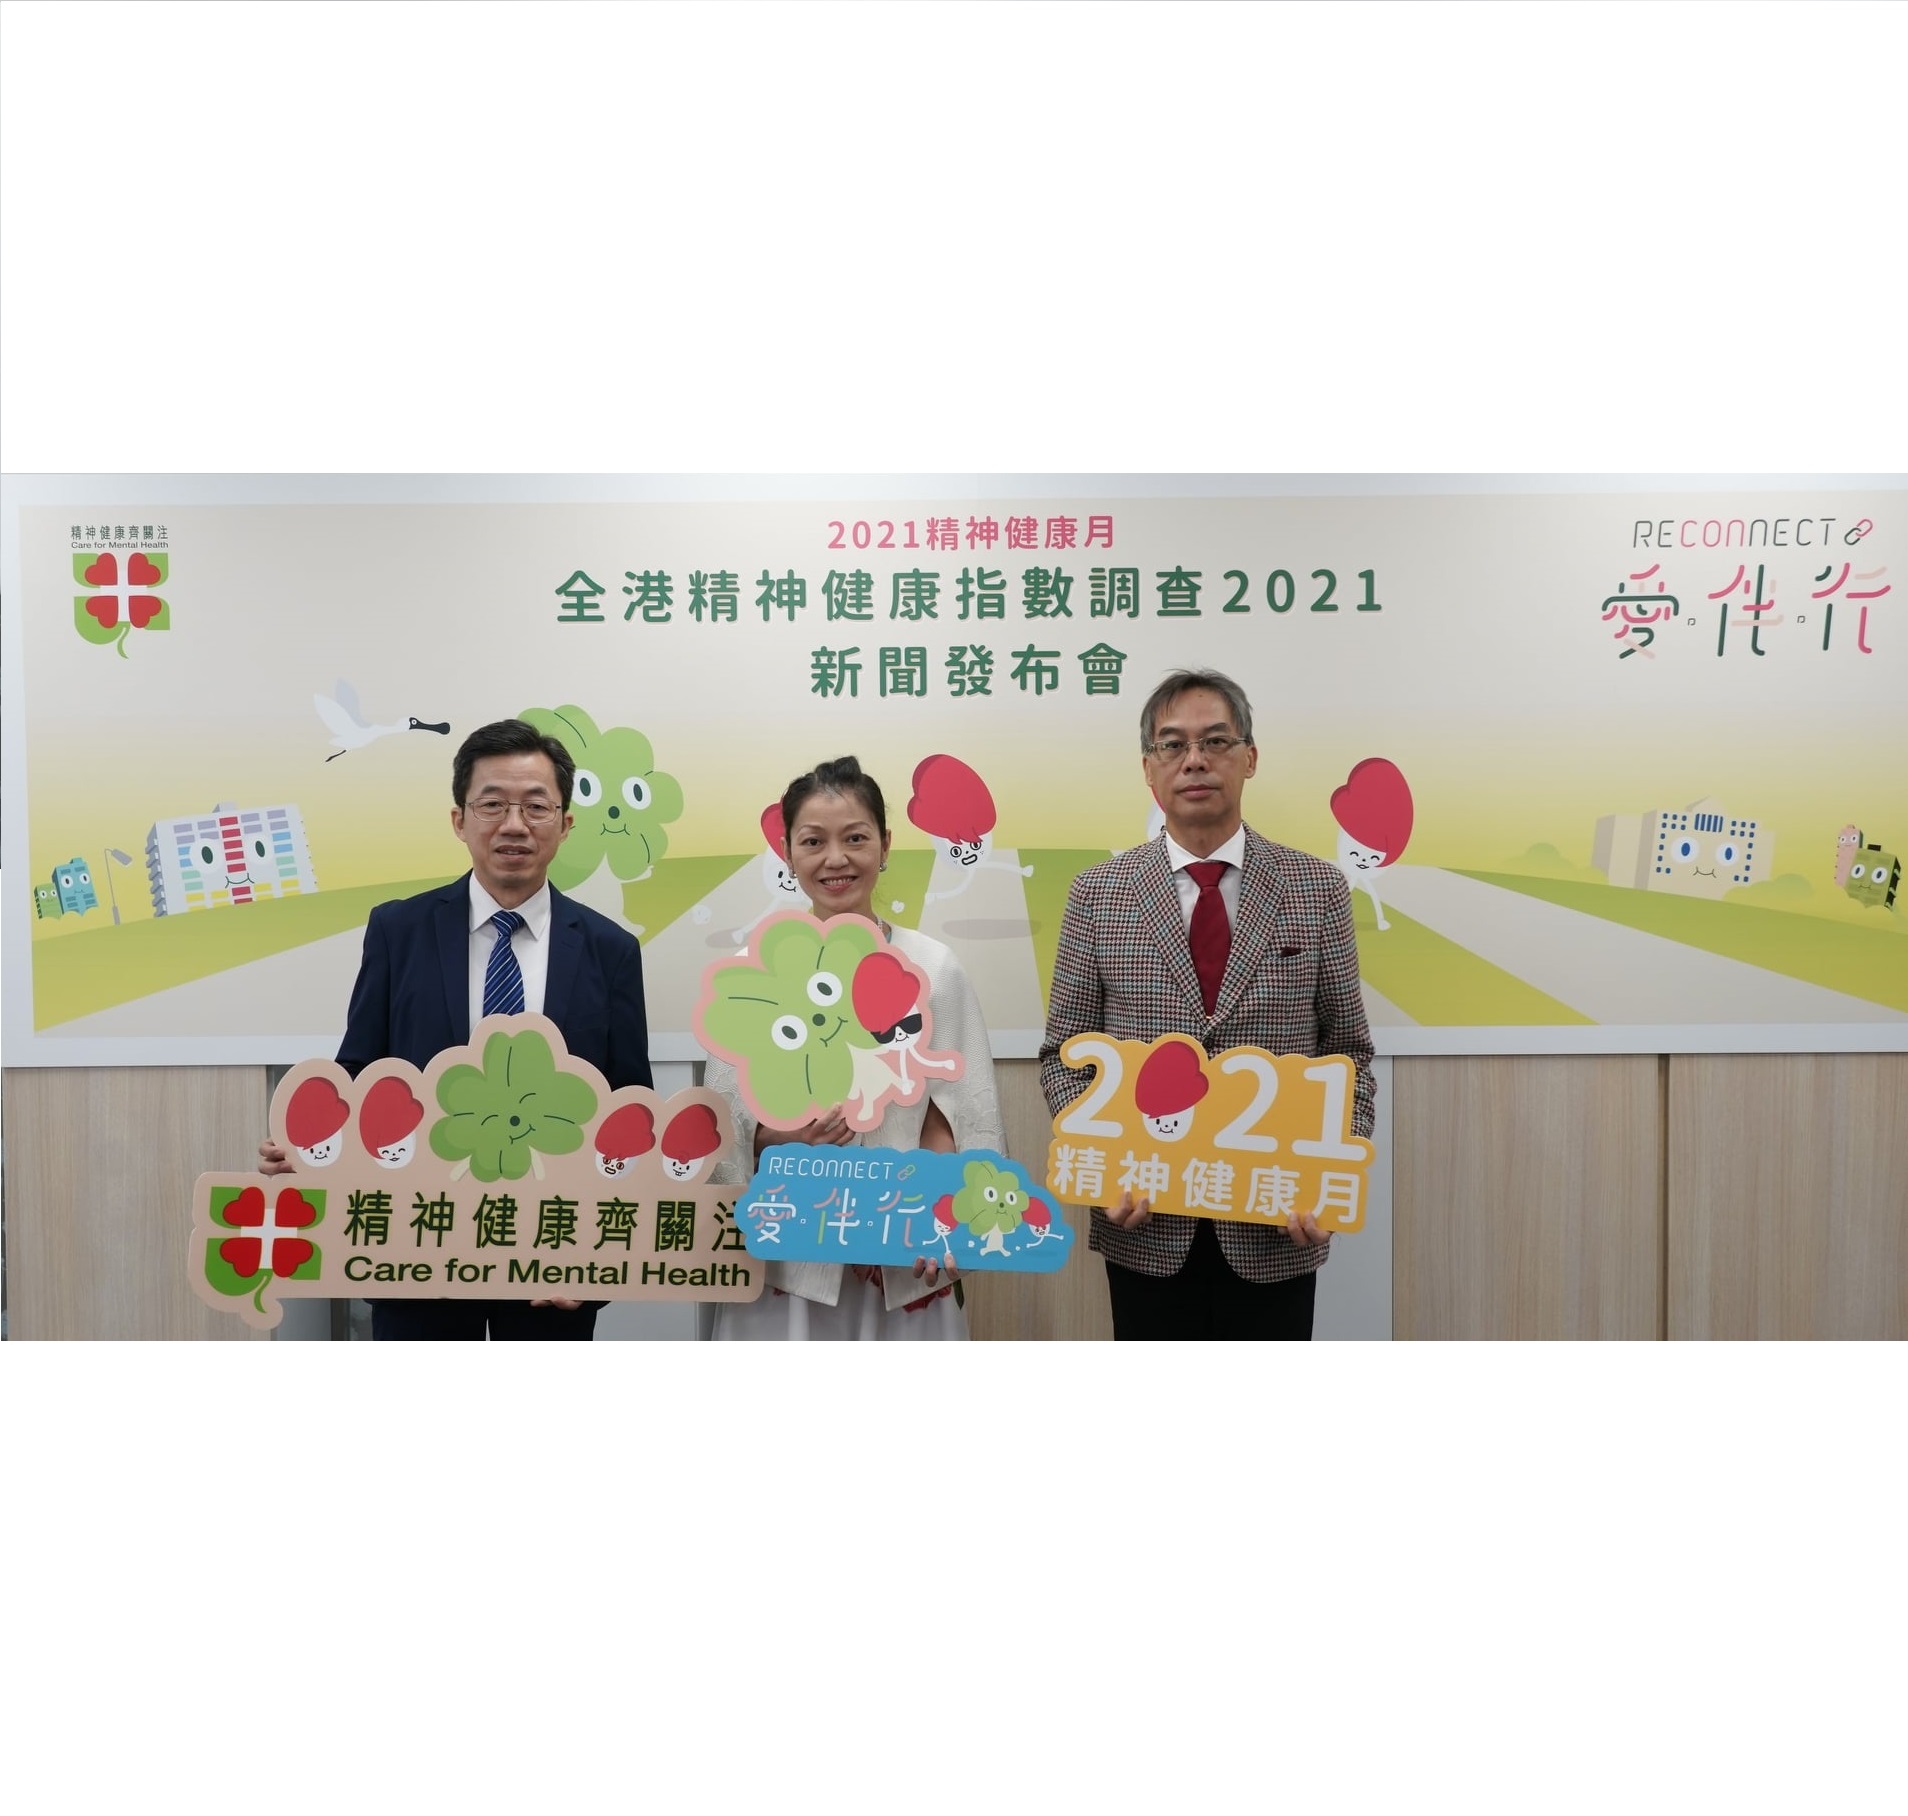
left=33, top=881, right=65, bottom=920
left=52, top=857, right=99, bottom=914
left=1593, top=796, right=1770, bottom=899
left=146, top=801, right=319, bottom=915
left=1844, top=839, right=1901, bottom=910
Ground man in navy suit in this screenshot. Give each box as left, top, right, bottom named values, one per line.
left=267, top=718, right=651, bottom=1340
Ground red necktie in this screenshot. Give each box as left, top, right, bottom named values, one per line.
left=1184, top=860, right=1231, bottom=1014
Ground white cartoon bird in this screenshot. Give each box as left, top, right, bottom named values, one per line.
left=315, top=680, right=451, bottom=760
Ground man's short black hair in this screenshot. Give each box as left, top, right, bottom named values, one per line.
left=451, top=719, right=577, bottom=809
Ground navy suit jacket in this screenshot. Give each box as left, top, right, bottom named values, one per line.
left=337, top=874, right=652, bottom=1089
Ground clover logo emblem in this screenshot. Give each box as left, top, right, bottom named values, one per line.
left=74, top=551, right=170, bottom=658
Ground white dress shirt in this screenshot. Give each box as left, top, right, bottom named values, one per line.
left=1164, top=825, right=1246, bottom=928
left=467, top=877, right=552, bottom=1026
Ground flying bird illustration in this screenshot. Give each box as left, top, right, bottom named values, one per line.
left=315, top=681, right=450, bottom=760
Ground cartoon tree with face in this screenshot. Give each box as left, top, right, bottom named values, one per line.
left=697, top=916, right=880, bottom=1127
left=939, top=1158, right=1034, bottom=1259
left=519, top=704, right=684, bottom=890
left=429, top=1029, right=599, bottom=1182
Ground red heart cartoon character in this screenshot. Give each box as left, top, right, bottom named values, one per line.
left=1330, top=757, right=1414, bottom=933
left=595, top=1101, right=657, bottom=1178
left=851, top=949, right=919, bottom=1042
left=285, top=1075, right=351, bottom=1166
left=1134, top=1041, right=1208, bottom=1144
left=1021, top=1196, right=1062, bottom=1248
left=907, top=753, right=1035, bottom=906
left=848, top=946, right=961, bottom=1113
left=929, top=1194, right=959, bottom=1265
left=660, top=1103, right=722, bottom=1183
left=359, top=1076, right=425, bottom=1168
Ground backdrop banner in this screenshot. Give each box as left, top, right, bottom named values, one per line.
left=6, top=477, right=1903, bottom=1064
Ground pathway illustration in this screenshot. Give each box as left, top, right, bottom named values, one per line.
left=633, top=856, right=773, bottom=1043
left=68, top=861, right=1864, bottom=1050
left=1359, top=982, right=1415, bottom=1027
left=913, top=846, right=1046, bottom=1043
left=1373, top=866, right=1904, bottom=1025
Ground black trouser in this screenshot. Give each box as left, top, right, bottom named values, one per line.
left=370, top=1299, right=600, bottom=1341
left=1104, top=1218, right=1317, bottom=1341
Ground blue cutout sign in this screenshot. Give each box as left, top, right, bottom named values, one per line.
left=734, top=1146, right=1075, bottom=1272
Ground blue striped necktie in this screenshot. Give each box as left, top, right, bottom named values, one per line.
left=483, top=909, right=527, bottom=1016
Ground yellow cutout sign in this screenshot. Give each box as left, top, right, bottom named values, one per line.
left=1043, top=1034, right=1373, bottom=1230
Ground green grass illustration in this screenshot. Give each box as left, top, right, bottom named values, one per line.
left=1019, top=849, right=1126, bottom=1004
left=1456, top=872, right=1908, bottom=1013
left=33, top=876, right=459, bottom=1028
left=879, top=848, right=936, bottom=931
left=619, top=855, right=755, bottom=940
left=618, top=848, right=937, bottom=945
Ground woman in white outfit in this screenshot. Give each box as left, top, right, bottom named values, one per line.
left=706, top=756, right=1003, bottom=1340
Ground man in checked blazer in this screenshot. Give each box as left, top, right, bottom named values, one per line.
left=1038, top=668, right=1375, bottom=1340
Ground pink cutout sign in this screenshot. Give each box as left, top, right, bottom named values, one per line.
left=189, top=1014, right=761, bottom=1329
left=692, top=911, right=964, bottom=1132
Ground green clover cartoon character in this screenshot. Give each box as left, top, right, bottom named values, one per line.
left=696, top=916, right=881, bottom=1128
left=941, top=1158, right=1034, bottom=1259
left=519, top=704, right=684, bottom=891
left=429, top=1029, right=599, bottom=1182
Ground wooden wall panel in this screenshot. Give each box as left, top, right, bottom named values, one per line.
left=963, top=1058, right=1114, bottom=1341
left=4, top=1066, right=271, bottom=1341
left=1391, top=1056, right=1664, bottom=1340
left=1669, top=1054, right=1908, bottom=1340
left=5, top=1052, right=1898, bottom=1341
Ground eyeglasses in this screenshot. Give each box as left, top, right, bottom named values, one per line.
left=465, top=798, right=559, bottom=826
left=1144, top=735, right=1250, bottom=762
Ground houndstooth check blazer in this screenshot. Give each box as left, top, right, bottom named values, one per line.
left=1038, top=826, right=1376, bottom=1283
